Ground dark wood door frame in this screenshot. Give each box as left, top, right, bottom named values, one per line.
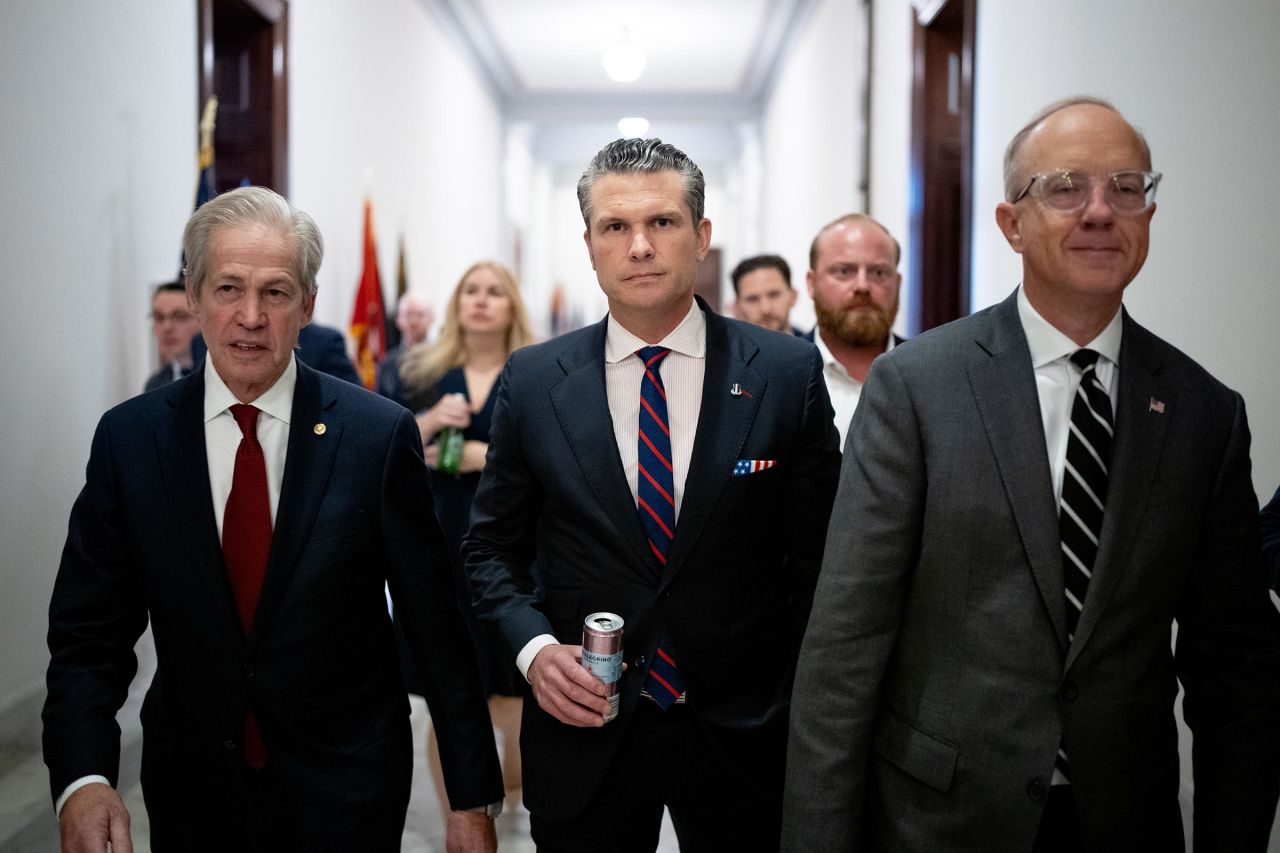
left=197, top=0, right=289, bottom=195
left=907, top=0, right=975, bottom=334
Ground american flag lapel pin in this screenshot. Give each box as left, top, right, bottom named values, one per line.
left=1148, top=397, right=1166, bottom=414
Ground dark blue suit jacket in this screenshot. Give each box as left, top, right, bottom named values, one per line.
left=463, top=300, right=841, bottom=820
left=44, top=360, right=501, bottom=849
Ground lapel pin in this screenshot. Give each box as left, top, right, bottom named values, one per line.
left=313, top=423, right=327, bottom=435
left=1148, top=398, right=1165, bottom=414
left=729, top=383, right=752, bottom=398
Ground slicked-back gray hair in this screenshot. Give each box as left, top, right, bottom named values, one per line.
left=183, top=186, right=324, bottom=299
left=577, top=138, right=706, bottom=228
left=1002, top=96, right=1153, bottom=201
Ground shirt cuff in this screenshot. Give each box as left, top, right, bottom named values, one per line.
left=515, top=634, right=559, bottom=681
left=55, top=775, right=111, bottom=816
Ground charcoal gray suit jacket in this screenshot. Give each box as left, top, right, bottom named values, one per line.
left=784, top=289, right=1280, bottom=852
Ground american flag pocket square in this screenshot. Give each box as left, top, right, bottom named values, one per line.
left=732, top=459, right=778, bottom=476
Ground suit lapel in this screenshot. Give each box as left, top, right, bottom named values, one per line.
left=1066, top=314, right=1169, bottom=667
left=247, top=362, right=342, bottom=651
left=967, top=293, right=1069, bottom=651
left=153, top=369, right=247, bottom=648
left=661, top=309, right=764, bottom=589
left=548, top=319, right=658, bottom=579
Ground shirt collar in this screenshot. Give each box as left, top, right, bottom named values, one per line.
left=812, top=327, right=896, bottom=376
left=604, top=300, right=706, bottom=364
left=1017, top=285, right=1122, bottom=369
left=203, top=351, right=297, bottom=425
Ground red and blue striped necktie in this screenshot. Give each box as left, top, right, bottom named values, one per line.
left=635, top=346, right=686, bottom=709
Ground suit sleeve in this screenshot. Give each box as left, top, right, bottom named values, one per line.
left=1174, top=392, right=1280, bottom=851
left=310, top=327, right=362, bottom=386
left=43, top=417, right=148, bottom=803
left=782, top=346, right=842, bottom=641
left=782, top=353, right=926, bottom=853
left=462, top=353, right=554, bottom=660
left=1260, top=484, right=1280, bottom=593
left=380, top=408, right=503, bottom=810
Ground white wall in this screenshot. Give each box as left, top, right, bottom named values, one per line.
left=760, top=0, right=866, bottom=331
left=867, top=0, right=915, bottom=333
left=289, top=0, right=507, bottom=332
left=0, top=1, right=195, bottom=705
left=971, top=0, right=1280, bottom=497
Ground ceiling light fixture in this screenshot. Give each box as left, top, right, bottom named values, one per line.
left=617, top=117, right=650, bottom=138
left=602, top=33, right=646, bottom=83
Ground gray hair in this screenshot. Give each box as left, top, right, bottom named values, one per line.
left=182, top=186, right=324, bottom=298
left=1002, top=96, right=1153, bottom=201
left=576, top=138, right=706, bottom=228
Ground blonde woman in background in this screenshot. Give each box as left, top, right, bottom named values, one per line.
left=398, top=260, right=535, bottom=827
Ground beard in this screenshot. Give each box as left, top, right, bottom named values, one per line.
left=814, top=296, right=897, bottom=348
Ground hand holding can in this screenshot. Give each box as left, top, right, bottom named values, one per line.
left=581, top=612, right=624, bottom=722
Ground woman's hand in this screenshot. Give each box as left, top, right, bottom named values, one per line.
left=416, top=393, right=471, bottom=447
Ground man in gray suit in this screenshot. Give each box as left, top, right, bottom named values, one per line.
left=783, top=97, right=1280, bottom=852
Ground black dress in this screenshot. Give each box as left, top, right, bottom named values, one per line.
left=401, top=366, right=521, bottom=698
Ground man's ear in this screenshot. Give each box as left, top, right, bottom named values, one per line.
left=995, top=202, right=1024, bottom=253
left=695, top=218, right=712, bottom=262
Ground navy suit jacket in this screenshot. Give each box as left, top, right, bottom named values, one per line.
left=44, top=360, right=501, bottom=848
left=463, top=300, right=841, bottom=820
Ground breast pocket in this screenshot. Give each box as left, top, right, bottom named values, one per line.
left=309, top=510, right=366, bottom=544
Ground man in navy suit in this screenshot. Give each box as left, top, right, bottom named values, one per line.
left=44, top=187, right=502, bottom=852
left=464, top=138, right=841, bottom=851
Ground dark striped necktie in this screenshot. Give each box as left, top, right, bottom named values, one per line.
left=1055, top=348, right=1113, bottom=781
left=635, top=346, right=685, bottom=709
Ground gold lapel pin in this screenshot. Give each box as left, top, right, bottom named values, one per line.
left=313, top=423, right=327, bottom=436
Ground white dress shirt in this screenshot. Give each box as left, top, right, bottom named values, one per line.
left=203, top=355, right=296, bottom=535
left=515, top=301, right=707, bottom=679
left=1017, top=286, right=1121, bottom=504
left=813, top=329, right=895, bottom=451
left=56, top=356, right=297, bottom=815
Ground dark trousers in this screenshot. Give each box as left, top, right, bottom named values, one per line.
left=1033, top=785, right=1083, bottom=853
left=531, top=699, right=782, bottom=853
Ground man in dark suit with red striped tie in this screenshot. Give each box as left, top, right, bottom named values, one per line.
left=464, top=138, right=841, bottom=851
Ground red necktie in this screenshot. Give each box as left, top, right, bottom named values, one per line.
left=223, top=403, right=271, bottom=768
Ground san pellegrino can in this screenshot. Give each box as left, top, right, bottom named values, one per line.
left=581, top=612, right=624, bottom=722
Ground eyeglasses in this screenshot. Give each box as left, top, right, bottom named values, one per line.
left=1012, top=169, right=1161, bottom=214
left=150, top=310, right=193, bottom=325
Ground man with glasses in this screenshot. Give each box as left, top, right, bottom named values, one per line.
left=144, top=280, right=200, bottom=391
left=783, top=97, right=1280, bottom=852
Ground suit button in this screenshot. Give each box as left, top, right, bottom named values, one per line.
left=224, top=739, right=238, bottom=752
left=1060, top=680, right=1078, bottom=702
left=243, top=664, right=255, bottom=679
left=1026, top=779, right=1047, bottom=801
left=634, top=656, right=647, bottom=672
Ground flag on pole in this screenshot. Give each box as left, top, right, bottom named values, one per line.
left=349, top=199, right=387, bottom=389
left=385, top=235, right=409, bottom=350
left=195, top=96, right=218, bottom=209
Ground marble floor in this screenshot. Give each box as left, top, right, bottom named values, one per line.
left=0, top=634, right=678, bottom=853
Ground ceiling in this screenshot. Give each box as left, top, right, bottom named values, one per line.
left=421, top=0, right=817, bottom=130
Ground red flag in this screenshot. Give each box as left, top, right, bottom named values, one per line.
left=349, top=199, right=386, bottom=389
